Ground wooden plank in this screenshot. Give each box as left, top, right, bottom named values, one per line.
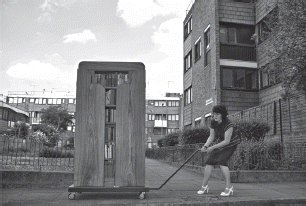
left=74, top=68, right=105, bottom=187
left=115, top=69, right=145, bottom=187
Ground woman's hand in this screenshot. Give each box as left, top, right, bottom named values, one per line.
left=205, top=147, right=214, bottom=153
left=200, top=146, right=207, bottom=152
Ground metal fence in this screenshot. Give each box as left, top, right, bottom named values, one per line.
left=1, top=137, right=74, bottom=171
left=145, top=141, right=306, bottom=171
left=2, top=137, right=305, bottom=171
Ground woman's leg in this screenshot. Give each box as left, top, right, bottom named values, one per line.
left=201, top=165, right=214, bottom=186
left=219, top=165, right=231, bottom=188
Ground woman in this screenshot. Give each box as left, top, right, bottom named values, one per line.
left=197, top=105, right=240, bottom=196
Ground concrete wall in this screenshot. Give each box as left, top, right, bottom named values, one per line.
left=2, top=170, right=73, bottom=188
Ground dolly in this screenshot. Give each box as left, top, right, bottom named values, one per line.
left=68, top=149, right=200, bottom=200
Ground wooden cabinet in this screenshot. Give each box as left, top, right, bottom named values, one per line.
left=74, top=61, right=145, bottom=187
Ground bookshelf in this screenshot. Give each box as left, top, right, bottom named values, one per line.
left=73, top=61, right=146, bottom=188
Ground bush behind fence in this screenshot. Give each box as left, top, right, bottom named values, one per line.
left=1, top=137, right=74, bottom=171
left=146, top=140, right=306, bottom=171
left=2, top=137, right=305, bottom=171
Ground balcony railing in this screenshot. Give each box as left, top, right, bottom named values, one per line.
left=154, top=120, right=167, bottom=128
left=220, top=43, right=256, bottom=61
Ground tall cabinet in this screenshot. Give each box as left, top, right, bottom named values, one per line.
left=69, top=62, right=147, bottom=198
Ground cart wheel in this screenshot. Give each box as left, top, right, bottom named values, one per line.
left=139, top=192, right=146, bottom=199
left=68, top=192, right=76, bottom=200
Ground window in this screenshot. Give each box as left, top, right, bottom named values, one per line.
left=29, top=98, right=35, bottom=103
left=205, top=113, right=212, bottom=127
left=184, top=51, right=192, bottom=73
left=222, top=67, right=258, bottom=90
left=194, top=37, right=201, bottom=62
left=148, top=114, right=155, bottom=121
left=167, top=115, right=179, bottom=121
left=2, top=109, right=9, bottom=120
left=68, top=99, right=74, bottom=104
left=220, top=23, right=255, bottom=45
left=195, top=118, right=201, bottom=128
left=167, top=128, right=178, bottom=134
left=48, top=98, right=53, bottom=105
left=184, top=16, right=192, bottom=39
left=155, top=114, right=166, bottom=120
left=258, top=7, right=278, bottom=44
left=35, top=98, right=43, bottom=104
left=204, top=26, right=210, bottom=67
left=153, top=128, right=166, bottom=135
left=260, top=70, right=281, bottom=88
left=154, top=101, right=166, bottom=107
left=184, top=87, right=192, bottom=105
left=148, top=100, right=154, bottom=105
left=167, top=101, right=179, bottom=107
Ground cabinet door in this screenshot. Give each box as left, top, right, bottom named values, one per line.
left=115, top=70, right=145, bottom=186
left=74, top=69, right=105, bottom=187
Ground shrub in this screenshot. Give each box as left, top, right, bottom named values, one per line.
left=230, top=139, right=284, bottom=170
left=233, top=120, right=270, bottom=142
left=12, top=122, right=30, bottom=139
left=32, top=124, right=60, bottom=147
left=63, top=137, right=74, bottom=149
left=39, top=147, right=74, bottom=158
left=180, top=127, right=210, bottom=145
left=158, top=133, right=180, bottom=147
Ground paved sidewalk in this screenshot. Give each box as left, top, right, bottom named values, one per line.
left=1, top=158, right=306, bottom=206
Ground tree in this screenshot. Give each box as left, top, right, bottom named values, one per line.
left=40, top=106, right=73, bottom=131
left=262, top=1, right=306, bottom=98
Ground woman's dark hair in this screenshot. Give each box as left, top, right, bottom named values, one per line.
left=212, top=105, right=228, bottom=122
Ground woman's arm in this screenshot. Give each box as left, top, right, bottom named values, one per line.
left=201, top=128, right=215, bottom=151
left=208, top=127, right=233, bottom=151
left=204, top=128, right=215, bottom=147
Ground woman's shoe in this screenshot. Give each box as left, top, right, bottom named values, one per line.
left=220, top=186, right=234, bottom=196
left=197, top=185, right=209, bottom=194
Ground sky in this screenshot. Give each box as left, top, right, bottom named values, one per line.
left=1, top=0, right=192, bottom=97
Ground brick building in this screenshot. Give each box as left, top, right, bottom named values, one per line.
left=183, top=0, right=290, bottom=129
left=146, top=93, right=183, bottom=147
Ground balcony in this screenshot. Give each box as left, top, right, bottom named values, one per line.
left=154, top=120, right=167, bottom=128
left=220, top=43, right=256, bottom=61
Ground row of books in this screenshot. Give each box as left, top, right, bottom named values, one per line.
left=95, top=72, right=129, bottom=87
left=105, top=109, right=116, bottom=123
left=104, top=143, right=114, bottom=159
left=105, top=126, right=116, bottom=141
left=105, top=89, right=116, bottom=105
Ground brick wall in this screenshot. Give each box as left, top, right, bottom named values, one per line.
left=219, top=0, right=255, bottom=24
left=255, top=1, right=283, bottom=105
left=255, top=0, right=277, bottom=23
left=222, top=90, right=259, bottom=114
left=229, top=92, right=306, bottom=140
left=189, top=0, right=218, bottom=127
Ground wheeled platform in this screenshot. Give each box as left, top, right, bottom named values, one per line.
left=68, top=184, right=150, bottom=199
